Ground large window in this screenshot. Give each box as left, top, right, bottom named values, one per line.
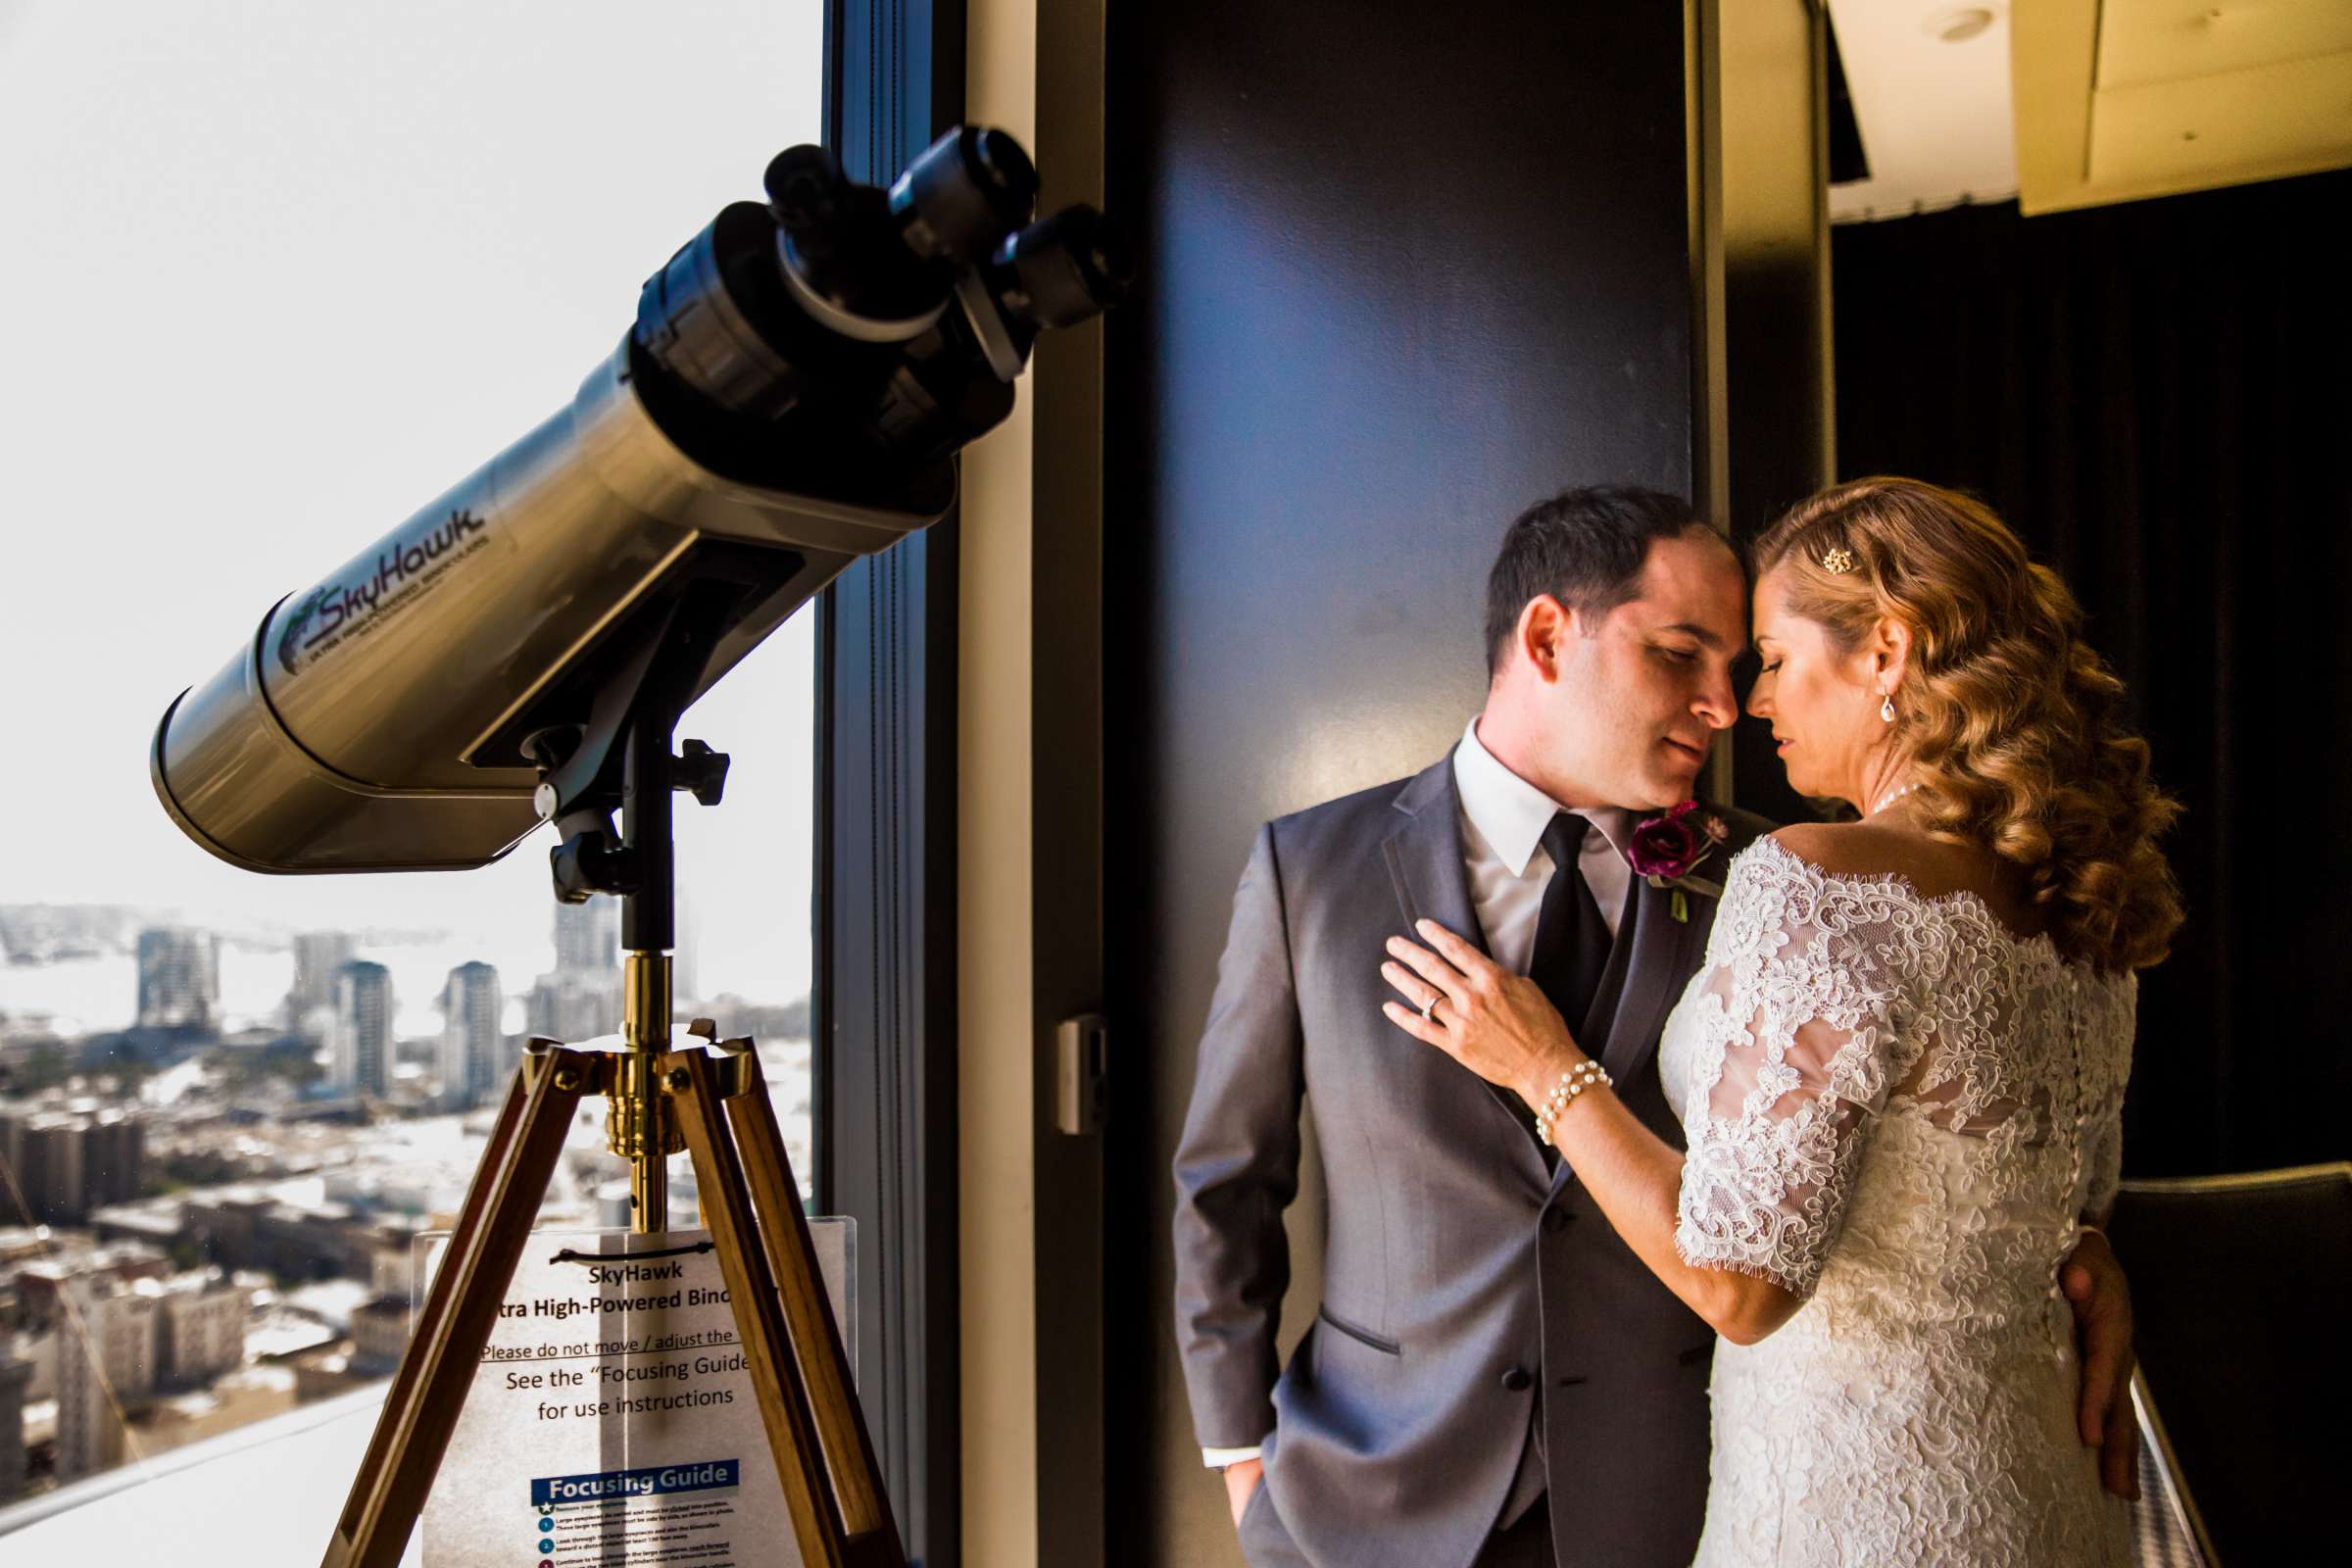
left=0, top=1, right=824, bottom=1513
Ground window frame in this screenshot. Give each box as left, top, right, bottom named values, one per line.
left=813, top=2, right=967, bottom=1560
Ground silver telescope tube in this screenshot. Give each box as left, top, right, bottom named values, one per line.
left=152, top=126, right=1126, bottom=875
left=152, top=340, right=933, bottom=872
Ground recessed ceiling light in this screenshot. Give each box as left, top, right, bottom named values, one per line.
left=1925, top=6, right=1997, bottom=43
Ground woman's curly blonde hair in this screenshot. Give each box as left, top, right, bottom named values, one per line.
left=1750, top=477, right=2183, bottom=973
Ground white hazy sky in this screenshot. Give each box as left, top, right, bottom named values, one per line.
left=0, top=1, right=828, bottom=1002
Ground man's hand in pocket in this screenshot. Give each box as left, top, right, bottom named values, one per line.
left=1223, top=1457, right=1264, bottom=1527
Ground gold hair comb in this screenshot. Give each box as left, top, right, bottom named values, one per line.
left=1820, top=546, right=1856, bottom=574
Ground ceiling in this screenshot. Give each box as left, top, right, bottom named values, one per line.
left=1825, top=0, right=2020, bottom=221
left=1824, top=0, right=2352, bottom=222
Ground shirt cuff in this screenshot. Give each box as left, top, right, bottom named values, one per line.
left=1201, top=1445, right=1262, bottom=1469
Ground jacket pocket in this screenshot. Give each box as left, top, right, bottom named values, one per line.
left=1316, top=1303, right=1400, bottom=1356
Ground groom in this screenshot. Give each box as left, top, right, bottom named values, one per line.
left=1169, top=487, right=2138, bottom=1568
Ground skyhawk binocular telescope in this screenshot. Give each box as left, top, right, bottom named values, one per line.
left=153, top=126, right=1123, bottom=878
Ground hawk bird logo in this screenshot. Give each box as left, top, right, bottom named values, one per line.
left=275, top=587, right=328, bottom=677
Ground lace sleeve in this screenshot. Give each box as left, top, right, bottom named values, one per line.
left=1672, top=844, right=1925, bottom=1298
left=2079, top=975, right=2134, bottom=1222
left=2082, top=1111, right=2123, bottom=1224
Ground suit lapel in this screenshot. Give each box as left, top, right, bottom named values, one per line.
left=1380, top=758, right=1490, bottom=962
left=1542, top=868, right=1710, bottom=1200
left=1592, top=871, right=1709, bottom=1085
left=1382, top=758, right=1551, bottom=1180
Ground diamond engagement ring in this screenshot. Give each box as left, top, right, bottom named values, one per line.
left=1419, top=995, right=1437, bottom=1021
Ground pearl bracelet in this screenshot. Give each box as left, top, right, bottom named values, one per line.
left=1533, top=1059, right=1612, bottom=1146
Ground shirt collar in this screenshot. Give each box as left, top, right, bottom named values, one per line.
left=1448, top=719, right=1637, bottom=879
left=1452, top=716, right=1635, bottom=877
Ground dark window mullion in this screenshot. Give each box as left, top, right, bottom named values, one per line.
left=816, top=3, right=964, bottom=1561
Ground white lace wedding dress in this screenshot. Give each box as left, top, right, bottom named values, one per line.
left=1657, top=837, right=2134, bottom=1567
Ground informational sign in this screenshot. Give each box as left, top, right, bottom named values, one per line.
left=416, top=1223, right=855, bottom=1568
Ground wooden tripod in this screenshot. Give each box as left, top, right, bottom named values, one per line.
left=318, top=1027, right=905, bottom=1568
left=319, top=612, right=902, bottom=1567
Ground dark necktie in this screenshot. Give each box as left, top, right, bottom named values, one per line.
left=1497, top=812, right=1616, bottom=1527
left=1528, top=811, right=1615, bottom=1043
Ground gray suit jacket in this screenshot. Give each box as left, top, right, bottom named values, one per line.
left=1172, top=753, right=1770, bottom=1568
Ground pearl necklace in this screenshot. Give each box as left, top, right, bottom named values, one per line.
left=1871, top=782, right=1917, bottom=817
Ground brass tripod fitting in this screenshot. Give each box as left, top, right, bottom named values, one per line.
left=606, top=951, right=683, bottom=1231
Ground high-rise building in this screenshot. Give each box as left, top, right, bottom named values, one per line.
left=135, top=927, right=219, bottom=1030
left=154, top=1272, right=250, bottom=1386
left=13, top=1243, right=172, bottom=1323
left=17, top=1113, right=87, bottom=1224
left=553, top=896, right=621, bottom=974
left=530, top=896, right=622, bottom=1042
left=330, top=960, right=392, bottom=1098
left=287, top=931, right=357, bottom=1031
left=42, top=1269, right=245, bottom=1479
left=437, top=961, right=502, bottom=1109
left=350, top=1296, right=412, bottom=1375
left=85, top=1110, right=145, bottom=1208
left=54, top=1277, right=157, bottom=1479
left=0, top=1351, right=27, bottom=1500
left=0, top=1111, right=26, bottom=1224
left=0, top=1111, right=144, bottom=1224
left=524, top=972, right=622, bottom=1043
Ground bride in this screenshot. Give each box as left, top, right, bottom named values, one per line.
left=1381, top=477, right=2180, bottom=1566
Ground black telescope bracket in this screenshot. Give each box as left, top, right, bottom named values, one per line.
left=525, top=575, right=748, bottom=1233
left=532, top=582, right=742, bottom=947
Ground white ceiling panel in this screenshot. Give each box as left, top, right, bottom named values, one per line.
left=1827, top=0, right=2021, bottom=221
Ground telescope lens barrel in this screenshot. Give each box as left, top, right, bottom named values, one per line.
left=990, top=205, right=1135, bottom=330
left=151, top=124, right=1123, bottom=875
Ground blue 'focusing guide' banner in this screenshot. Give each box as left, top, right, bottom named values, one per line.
left=532, top=1459, right=742, bottom=1508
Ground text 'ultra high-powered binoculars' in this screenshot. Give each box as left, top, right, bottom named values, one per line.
left=153, top=126, right=1125, bottom=879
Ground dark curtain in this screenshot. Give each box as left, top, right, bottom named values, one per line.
left=1829, top=171, right=2352, bottom=1178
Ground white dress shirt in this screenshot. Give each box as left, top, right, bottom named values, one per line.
left=1202, top=717, right=1635, bottom=1469
left=1449, top=714, right=1633, bottom=954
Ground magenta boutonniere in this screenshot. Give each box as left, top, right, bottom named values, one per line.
left=1626, top=800, right=1729, bottom=922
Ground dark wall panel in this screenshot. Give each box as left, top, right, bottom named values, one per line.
left=1098, top=4, right=1700, bottom=1558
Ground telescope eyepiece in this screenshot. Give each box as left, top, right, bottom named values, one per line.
left=763, top=145, right=848, bottom=233
left=765, top=145, right=943, bottom=328
left=889, top=125, right=1039, bottom=267
left=989, top=205, right=1134, bottom=331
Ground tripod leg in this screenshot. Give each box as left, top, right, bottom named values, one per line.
left=321, top=1046, right=591, bottom=1568
left=667, top=1049, right=861, bottom=1568
left=715, top=1047, right=902, bottom=1559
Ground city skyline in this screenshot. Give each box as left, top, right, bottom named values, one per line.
left=2, top=903, right=805, bottom=1050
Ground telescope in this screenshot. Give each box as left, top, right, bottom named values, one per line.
left=145, top=128, right=1124, bottom=1568
left=152, top=123, right=1125, bottom=883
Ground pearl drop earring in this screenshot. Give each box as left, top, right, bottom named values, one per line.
left=1880, top=690, right=1896, bottom=723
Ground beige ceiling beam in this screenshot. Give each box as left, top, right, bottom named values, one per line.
left=2015, top=0, right=2352, bottom=215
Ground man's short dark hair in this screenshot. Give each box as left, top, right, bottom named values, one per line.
left=1483, top=485, right=1710, bottom=677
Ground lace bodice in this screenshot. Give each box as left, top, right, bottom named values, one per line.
left=1657, top=835, right=2133, bottom=1567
